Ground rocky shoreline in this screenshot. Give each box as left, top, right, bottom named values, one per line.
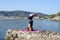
left=52, top=16, right=60, bottom=21
left=5, top=29, right=60, bottom=40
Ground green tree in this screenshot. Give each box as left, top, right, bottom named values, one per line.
left=50, top=14, right=56, bottom=18
left=57, top=12, right=60, bottom=16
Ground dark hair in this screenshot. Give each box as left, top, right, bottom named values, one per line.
left=28, top=16, right=33, bottom=20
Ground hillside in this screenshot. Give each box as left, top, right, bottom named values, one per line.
left=50, top=12, right=60, bottom=21
left=0, top=11, right=47, bottom=17
left=50, top=12, right=60, bottom=18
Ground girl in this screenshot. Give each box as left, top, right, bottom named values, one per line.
left=27, top=14, right=35, bottom=31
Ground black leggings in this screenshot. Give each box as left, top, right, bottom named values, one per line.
left=29, top=20, right=33, bottom=31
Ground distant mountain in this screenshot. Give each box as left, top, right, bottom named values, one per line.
left=0, top=11, right=48, bottom=17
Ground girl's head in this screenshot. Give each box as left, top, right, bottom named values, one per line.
left=28, top=13, right=34, bottom=20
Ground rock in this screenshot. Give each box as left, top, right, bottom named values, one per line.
left=5, top=29, right=60, bottom=40
left=52, top=16, right=60, bottom=21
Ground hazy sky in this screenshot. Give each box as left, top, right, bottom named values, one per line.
left=0, top=0, right=60, bottom=14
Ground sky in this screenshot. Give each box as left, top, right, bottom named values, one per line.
left=0, top=0, right=60, bottom=14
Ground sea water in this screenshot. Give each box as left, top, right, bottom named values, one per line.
left=0, top=19, right=60, bottom=40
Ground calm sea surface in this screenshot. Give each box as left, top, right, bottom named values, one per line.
left=0, top=19, right=60, bottom=40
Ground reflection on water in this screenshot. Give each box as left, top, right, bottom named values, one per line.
left=0, top=19, right=60, bottom=39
